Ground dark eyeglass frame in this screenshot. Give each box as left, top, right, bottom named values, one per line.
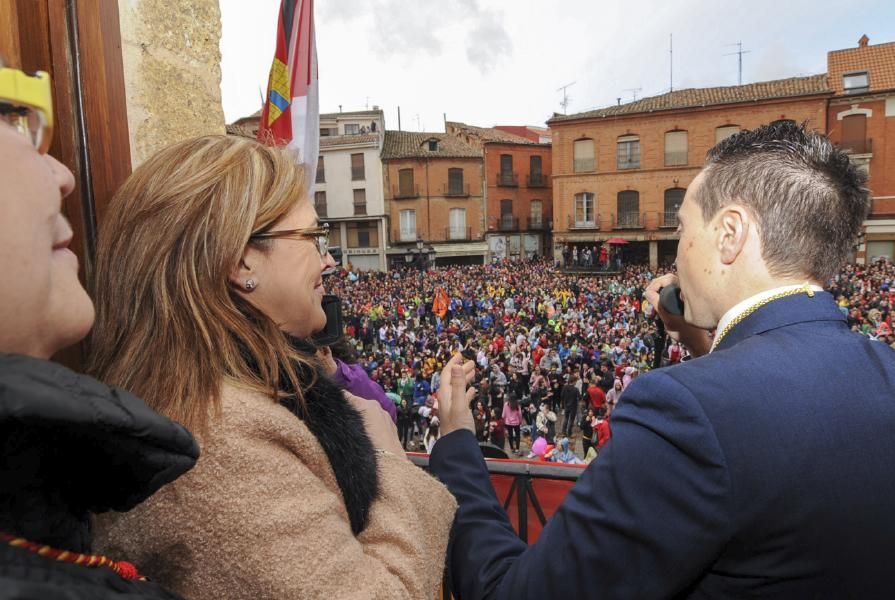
left=249, top=223, right=330, bottom=257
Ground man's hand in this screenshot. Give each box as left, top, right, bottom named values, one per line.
left=644, top=274, right=713, bottom=357
left=438, top=353, right=476, bottom=437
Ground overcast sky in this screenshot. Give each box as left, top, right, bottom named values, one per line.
left=219, top=0, right=895, bottom=131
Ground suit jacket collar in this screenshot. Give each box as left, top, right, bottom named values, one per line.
left=713, top=291, right=845, bottom=352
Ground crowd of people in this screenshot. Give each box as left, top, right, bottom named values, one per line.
left=327, top=255, right=895, bottom=460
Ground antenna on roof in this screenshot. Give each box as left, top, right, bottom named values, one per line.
left=365, top=96, right=370, bottom=109
left=557, top=81, right=576, bottom=114
left=724, top=41, right=751, bottom=85
left=669, top=33, right=673, bottom=92
left=623, top=87, right=643, bottom=101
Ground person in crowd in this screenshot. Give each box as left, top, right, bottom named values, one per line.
left=396, top=398, right=414, bottom=450
left=550, top=437, right=583, bottom=465
left=87, top=135, right=455, bottom=599
left=487, top=407, right=506, bottom=450
left=0, top=62, right=197, bottom=599
left=472, top=399, right=488, bottom=442
left=535, top=402, right=557, bottom=447
left=560, top=373, right=581, bottom=438
left=429, top=122, right=895, bottom=597
left=318, top=336, right=397, bottom=423
left=423, top=415, right=440, bottom=454
left=605, top=378, right=623, bottom=416
left=501, top=392, right=523, bottom=456
left=579, top=408, right=596, bottom=458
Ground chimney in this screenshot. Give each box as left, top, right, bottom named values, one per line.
left=859, top=34, right=869, bottom=48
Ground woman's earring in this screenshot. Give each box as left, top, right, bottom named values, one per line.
left=245, top=279, right=256, bottom=291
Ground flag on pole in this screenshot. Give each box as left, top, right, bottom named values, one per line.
left=258, top=0, right=319, bottom=191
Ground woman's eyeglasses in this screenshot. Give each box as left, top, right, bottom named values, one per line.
left=0, top=68, right=53, bottom=154
left=250, top=223, right=330, bottom=258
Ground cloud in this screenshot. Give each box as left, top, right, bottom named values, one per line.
left=465, top=8, right=513, bottom=74
left=318, top=0, right=512, bottom=70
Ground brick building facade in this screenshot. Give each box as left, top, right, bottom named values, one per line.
left=826, top=36, right=895, bottom=262
left=446, top=122, right=553, bottom=260
left=548, top=76, right=829, bottom=267
left=381, top=131, right=487, bottom=267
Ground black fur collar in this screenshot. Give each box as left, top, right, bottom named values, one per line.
left=243, top=338, right=378, bottom=536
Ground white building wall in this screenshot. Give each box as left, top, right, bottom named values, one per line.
left=318, top=145, right=385, bottom=217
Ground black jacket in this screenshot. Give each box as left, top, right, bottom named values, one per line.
left=0, top=353, right=198, bottom=599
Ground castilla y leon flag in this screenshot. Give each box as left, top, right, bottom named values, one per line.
left=257, top=0, right=319, bottom=191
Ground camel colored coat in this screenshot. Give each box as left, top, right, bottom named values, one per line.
left=95, top=383, right=457, bottom=600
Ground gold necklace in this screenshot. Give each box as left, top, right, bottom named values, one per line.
left=710, top=285, right=816, bottom=352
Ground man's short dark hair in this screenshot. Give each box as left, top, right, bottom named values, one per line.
left=697, top=121, right=870, bottom=282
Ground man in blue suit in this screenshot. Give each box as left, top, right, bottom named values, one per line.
left=432, top=122, right=895, bottom=598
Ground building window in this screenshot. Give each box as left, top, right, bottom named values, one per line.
left=664, top=131, right=688, bottom=166
left=344, top=123, right=360, bottom=135
left=663, top=188, right=685, bottom=228
left=314, top=191, right=327, bottom=217
left=529, top=155, right=544, bottom=185
left=574, top=192, right=595, bottom=226
left=348, top=221, right=378, bottom=248
left=448, top=168, right=464, bottom=195
left=617, top=191, right=640, bottom=228
left=617, top=135, right=640, bottom=169
left=316, top=156, right=325, bottom=183
left=573, top=139, right=595, bottom=172
left=327, top=224, right=341, bottom=249
left=843, top=71, right=869, bottom=95
left=353, top=189, right=367, bottom=215
left=398, top=168, right=415, bottom=197
left=530, top=200, right=543, bottom=228
left=500, top=154, right=513, bottom=174
left=351, top=153, right=365, bottom=180
left=715, top=125, right=740, bottom=144
left=449, top=208, right=467, bottom=240
left=399, top=209, right=417, bottom=241
left=428, top=139, right=438, bottom=151
left=499, top=199, right=515, bottom=230
left=841, top=114, right=870, bottom=154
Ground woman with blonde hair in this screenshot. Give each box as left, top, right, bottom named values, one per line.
left=89, top=135, right=456, bottom=599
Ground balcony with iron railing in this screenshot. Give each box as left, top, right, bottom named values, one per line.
left=567, top=214, right=600, bottom=230
left=659, top=210, right=679, bottom=229
left=393, top=229, right=419, bottom=244
left=527, top=217, right=548, bottom=231
left=443, top=226, right=472, bottom=241
left=393, top=184, right=420, bottom=199
left=664, top=151, right=688, bottom=167
left=613, top=212, right=645, bottom=229
left=839, top=138, right=872, bottom=155
left=526, top=173, right=550, bottom=187
left=573, top=158, right=596, bottom=173
left=498, top=215, right=520, bottom=231
left=443, top=183, right=471, bottom=197
left=497, top=172, right=519, bottom=187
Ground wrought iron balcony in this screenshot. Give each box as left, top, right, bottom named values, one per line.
left=613, top=212, right=644, bottom=229
left=443, top=183, right=471, bottom=197
left=840, top=138, right=872, bottom=155
left=526, top=173, right=550, bottom=187
left=497, top=172, right=518, bottom=187
left=392, top=229, right=419, bottom=244
left=443, top=226, right=472, bottom=241
left=567, top=214, right=599, bottom=230
left=659, top=210, right=679, bottom=229
left=393, top=184, right=420, bottom=199
left=498, top=216, right=520, bottom=231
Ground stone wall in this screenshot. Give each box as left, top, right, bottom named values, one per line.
left=118, top=0, right=225, bottom=166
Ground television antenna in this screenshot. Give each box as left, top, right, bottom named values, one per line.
left=557, top=81, right=576, bottom=114
left=724, top=41, right=751, bottom=85
left=623, top=87, right=643, bottom=101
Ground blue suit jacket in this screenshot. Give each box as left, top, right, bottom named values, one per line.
left=430, top=292, right=895, bottom=599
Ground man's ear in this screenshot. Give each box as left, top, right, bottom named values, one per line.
left=716, top=205, right=751, bottom=265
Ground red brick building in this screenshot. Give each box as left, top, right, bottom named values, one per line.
left=381, top=131, right=487, bottom=267
left=548, top=76, right=829, bottom=267
left=548, top=36, right=895, bottom=268
left=826, top=36, right=895, bottom=262
left=446, top=122, right=553, bottom=260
